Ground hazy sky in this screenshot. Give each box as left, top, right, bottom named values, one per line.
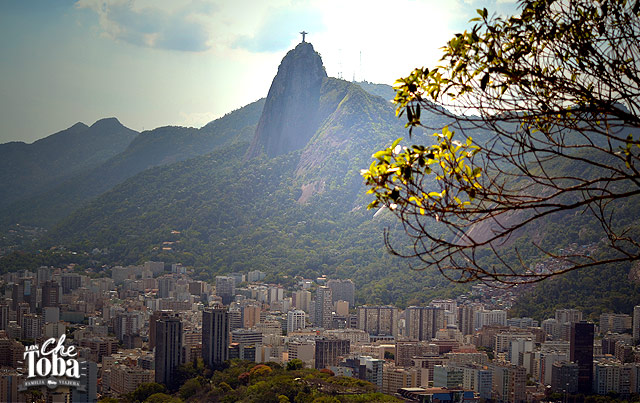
left=0, top=0, right=517, bottom=144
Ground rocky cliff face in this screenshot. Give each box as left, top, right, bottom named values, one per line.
left=246, top=42, right=327, bottom=158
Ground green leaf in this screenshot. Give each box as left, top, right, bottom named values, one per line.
left=390, top=138, right=403, bottom=149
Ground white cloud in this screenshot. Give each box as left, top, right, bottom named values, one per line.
left=75, top=0, right=217, bottom=51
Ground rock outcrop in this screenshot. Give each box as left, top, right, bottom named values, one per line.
left=246, top=42, right=327, bottom=158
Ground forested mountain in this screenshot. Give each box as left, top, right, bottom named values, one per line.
left=31, top=43, right=465, bottom=306
left=2, top=41, right=639, bottom=311
left=0, top=117, right=137, bottom=209
left=477, top=151, right=640, bottom=319
left=352, top=81, right=396, bottom=102
left=511, top=260, right=640, bottom=322
left=0, top=99, right=265, bottom=229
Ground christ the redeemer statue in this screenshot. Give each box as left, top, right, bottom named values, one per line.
left=300, top=31, right=308, bottom=42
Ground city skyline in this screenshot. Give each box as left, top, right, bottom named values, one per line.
left=1, top=261, right=640, bottom=400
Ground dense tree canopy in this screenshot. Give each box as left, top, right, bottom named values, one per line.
left=363, top=0, right=640, bottom=284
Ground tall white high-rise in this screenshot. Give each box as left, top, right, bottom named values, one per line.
left=287, top=310, right=306, bottom=333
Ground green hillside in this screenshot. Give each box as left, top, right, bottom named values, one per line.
left=2, top=41, right=639, bottom=315
left=511, top=259, right=640, bottom=322
left=0, top=118, right=137, bottom=210
left=5, top=80, right=638, bottom=312
left=33, top=77, right=466, bottom=306
left=0, top=99, right=265, bottom=229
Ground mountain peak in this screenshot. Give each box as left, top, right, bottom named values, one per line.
left=246, top=42, right=327, bottom=159
left=276, top=41, right=325, bottom=78
left=70, top=122, right=90, bottom=131
left=90, top=117, right=124, bottom=131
